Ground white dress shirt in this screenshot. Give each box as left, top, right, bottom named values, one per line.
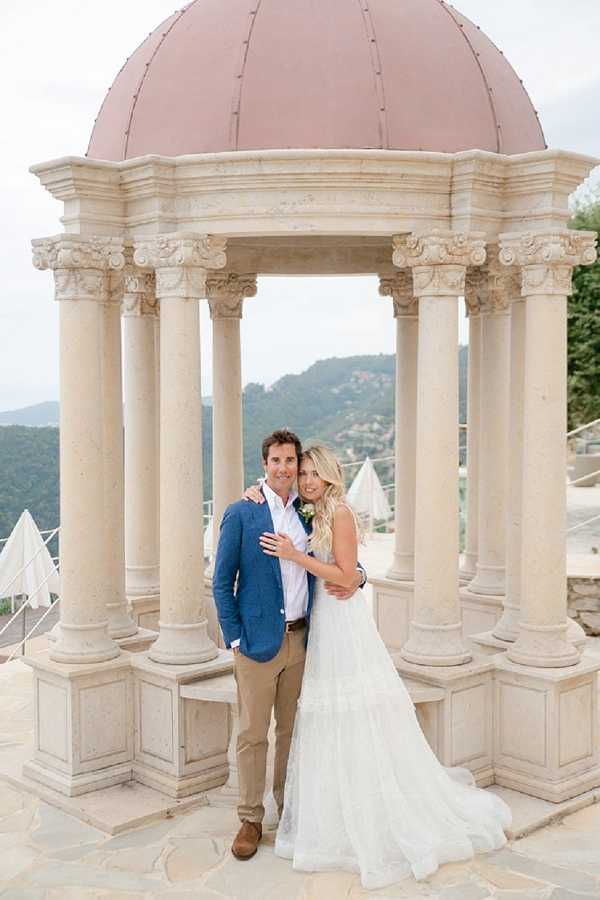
left=231, top=481, right=309, bottom=648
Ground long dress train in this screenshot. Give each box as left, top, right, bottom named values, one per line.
left=274, top=551, right=511, bottom=889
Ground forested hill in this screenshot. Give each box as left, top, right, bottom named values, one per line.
left=0, top=351, right=467, bottom=539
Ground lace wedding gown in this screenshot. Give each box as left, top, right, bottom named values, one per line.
left=274, top=548, right=511, bottom=890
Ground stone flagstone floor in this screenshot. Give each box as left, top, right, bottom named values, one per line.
left=2, top=662, right=600, bottom=899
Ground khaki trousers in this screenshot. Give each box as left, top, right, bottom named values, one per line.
left=234, top=627, right=306, bottom=823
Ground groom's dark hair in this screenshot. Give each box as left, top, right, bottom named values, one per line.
left=262, top=429, right=302, bottom=463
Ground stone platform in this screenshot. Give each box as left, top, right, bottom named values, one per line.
left=3, top=658, right=600, bottom=898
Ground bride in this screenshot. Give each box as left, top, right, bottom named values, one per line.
left=255, top=445, right=511, bottom=890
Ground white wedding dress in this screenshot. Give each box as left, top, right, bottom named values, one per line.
left=275, top=548, right=511, bottom=890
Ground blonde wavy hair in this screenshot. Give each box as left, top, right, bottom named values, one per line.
left=300, top=445, right=358, bottom=554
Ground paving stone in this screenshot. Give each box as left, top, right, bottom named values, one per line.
left=169, top=805, right=239, bottom=838
left=204, top=843, right=306, bottom=900
left=165, top=837, right=226, bottom=882
left=474, top=860, right=549, bottom=891
left=29, top=803, right=105, bottom=851
left=299, top=870, right=359, bottom=899
left=0, top=845, right=39, bottom=882
left=486, top=849, right=600, bottom=894
left=549, top=889, right=600, bottom=900
left=0, top=889, right=46, bottom=900
left=440, top=882, right=491, bottom=900
left=26, top=860, right=161, bottom=892
left=47, top=843, right=106, bottom=862
left=103, top=843, right=165, bottom=875
left=560, top=804, right=600, bottom=831
left=0, top=784, right=29, bottom=819
left=0, top=803, right=37, bottom=834
left=515, top=823, right=600, bottom=875
left=99, top=818, right=179, bottom=851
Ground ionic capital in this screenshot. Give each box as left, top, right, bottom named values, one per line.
left=133, top=233, right=227, bottom=300
left=499, top=229, right=597, bottom=297
left=32, top=235, right=125, bottom=303
left=378, top=273, right=418, bottom=318
left=207, top=273, right=257, bottom=319
left=392, top=230, right=486, bottom=298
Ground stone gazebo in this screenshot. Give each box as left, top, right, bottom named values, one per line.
left=26, top=0, right=600, bottom=810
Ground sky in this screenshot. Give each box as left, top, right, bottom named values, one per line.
left=1, top=0, right=599, bottom=410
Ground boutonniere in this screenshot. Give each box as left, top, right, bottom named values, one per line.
left=298, top=502, right=316, bottom=524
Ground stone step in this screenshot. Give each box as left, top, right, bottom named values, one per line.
left=181, top=672, right=444, bottom=705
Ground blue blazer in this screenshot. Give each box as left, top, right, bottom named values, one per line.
left=212, top=492, right=315, bottom=662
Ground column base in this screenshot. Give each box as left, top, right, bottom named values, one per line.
left=401, top=621, right=472, bottom=667
left=468, top=563, right=506, bottom=597
left=128, top=590, right=160, bottom=632
left=370, top=576, right=414, bottom=651
left=148, top=620, right=218, bottom=665
left=385, top=552, right=415, bottom=582
left=116, top=627, right=158, bottom=653
left=22, top=650, right=134, bottom=797
left=459, top=584, right=503, bottom=638
left=494, top=653, right=600, bottom=802
left=49, top=620, right=120, bottom=664
left=131, top=650, right=233, bottom=799
left=506, top=621, right=581, bottom=668
left=492, top=601, right=520, bottom=643
left=107, top=603, right=139, bottom=640
left=458, top=551, right=477, bottom=585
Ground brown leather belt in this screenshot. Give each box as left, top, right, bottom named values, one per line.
left=285, top=617, right=307, bottom=633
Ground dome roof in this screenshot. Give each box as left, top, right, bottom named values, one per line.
left=87, top=0, right=546, bottom=161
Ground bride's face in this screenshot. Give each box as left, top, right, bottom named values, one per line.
left=298, top=460, right=326, bottom=502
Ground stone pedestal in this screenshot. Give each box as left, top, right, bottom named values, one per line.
left=460, top=584, right=503, bottom=638
left=131, top=651, right=233, bottom=798
left=494, top=654, right=600, bottom=802
left=393, top=654, right=495, bottom=786
left=23, top=651, right=134, bottom=796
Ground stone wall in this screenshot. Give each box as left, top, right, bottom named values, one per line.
left=568, top=575, right=600, bottom=634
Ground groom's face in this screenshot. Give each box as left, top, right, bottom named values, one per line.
left=263, top=442, right=298, bottom=498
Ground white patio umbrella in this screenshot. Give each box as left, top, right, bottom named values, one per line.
left=0, top=510, right=59, bottom=610
left=346, top=457, right=392, bottom=533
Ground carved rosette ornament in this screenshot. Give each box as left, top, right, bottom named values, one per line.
left=392, top=230, right=486, bottom=298
left=133, top=233, right=227, bottom=300
left=206, top=273, right=257, bottom=319
left=32, top=235, right=125, bottom=302
left=378, top=272, right=418, bottom=318
left=499, top=230, right=598, bottom=296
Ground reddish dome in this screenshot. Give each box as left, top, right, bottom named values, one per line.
left=87, top=0, right=546, bottom=161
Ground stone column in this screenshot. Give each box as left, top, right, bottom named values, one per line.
left=394, top=230, right=486, bottom=666
left=493, top=292, right=526, bottom=642
left=104, top=263, right=137, bottom=639
left=467, top=256, right=511, bottom=598
left=378, top=272, right=418, bottom=581
left=207, top=274, right=257, bottom=544
left=459, top=277, right=482, bottom=582
left=500, top=229, right=597, bottom=667
left=32, top=235, right=123, bottom=664
left=134, top=234, right=227, bottom=665
left=121, top=270, right=161, bottom=628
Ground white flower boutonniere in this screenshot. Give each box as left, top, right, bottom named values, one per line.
left=299, top=502, right=316, bottom=525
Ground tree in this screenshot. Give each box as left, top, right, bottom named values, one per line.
left=568, top=201, right=600, bottom=429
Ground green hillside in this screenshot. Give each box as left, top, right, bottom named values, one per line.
left=0, top=350, right=468, bottom=539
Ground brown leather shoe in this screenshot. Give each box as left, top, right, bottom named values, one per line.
left=231, top=820, right=262, bottom=860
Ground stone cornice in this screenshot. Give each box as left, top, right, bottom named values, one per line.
left=499, top=229, right=597, bottom=297
left=31, top=235, right=125, bottom=303
left=392, top=230, right=486, bottom=298
left=206, top=274, right=257, bottom=319
left=378, top=272, right=418, bottom=318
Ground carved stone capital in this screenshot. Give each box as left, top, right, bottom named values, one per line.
left=392, top=230, right=486, bottom=298
left=465, top=253, right=520, bottom=316
left=32, top=235, right=125, bottom=303
left=121, top=270, right=158, bottom=317
left=378, top=273, right=418, bottom=318
left=133, top=234, right=227, bottom=300
left=499, top=230, right=597, bottom=297
left=206, top=273, right=257, bottom=319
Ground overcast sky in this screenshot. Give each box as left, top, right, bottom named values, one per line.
left=1, top=0, right=599, bottom=410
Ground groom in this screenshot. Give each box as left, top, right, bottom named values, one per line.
left=213, top=429, right=365, bottom=861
